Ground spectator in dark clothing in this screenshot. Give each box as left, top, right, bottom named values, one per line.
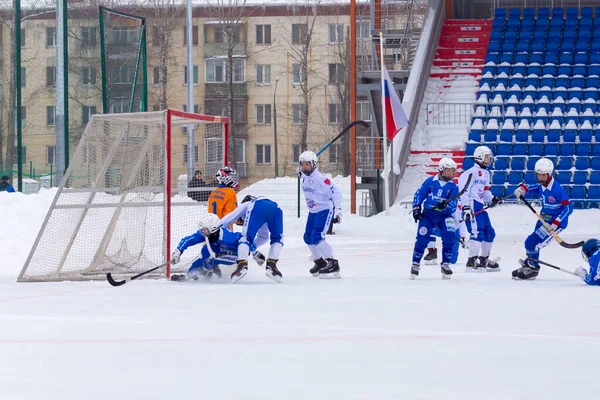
left=188, top=170, right=210, bottom=202
left=0, top=175, right=15, bottom=193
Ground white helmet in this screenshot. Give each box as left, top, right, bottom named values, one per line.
left=299, top=150, right=318, bottom=176
left=438, top=157, right=457, bottom=172
left=534, top=158, right=554, bottom=175
left=215, top=166, right=238, bottom=188
left=473, top=145, right=493, bottom=166
left=199, top=213, right=222, bottom=234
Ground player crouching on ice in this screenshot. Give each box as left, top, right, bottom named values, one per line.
left=512, top=158, right=573, bottom=280
left=459, top=145, right=503, bottom=272
left=220, top=195, right=284, bottom=283
left=410, top=157, right=460, bottom=279
left=575, top=239, right=600, bottom=286
left=170, top=213, right=265, bottom=283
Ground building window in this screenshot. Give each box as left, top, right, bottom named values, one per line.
left=213, top=24, right=240, bottom=43
left=328, top=24, right=344, bottom=43
left=328, top=64, right=344, bottom=85
left=292, top=24, right=308, bottom=45
left=292, top=63, right=304, bottom=85
left=183, top=104, right=200, bottom=113
left=46, top=106, right=56, bottom=126
left=46, top=145, right=56, bottom=165
left=329, top=144, right=341, bottom=164
left=110, top=100, right=127, bottom=114
left=21, top=67, right=26, bottom=87
left=183, top=144, right=199, bottom=164
left=256, top=104, right=271, bottom=124
left=152, top=26, right=161, bottom=47
left=256, top=64, right=271, bottom=85
left=20, top=106, right=26, bottom=129
left=46, top=27, right=56, bottom=47
left=152, top=66, right=160, bottom=85
left=357, top=20, right=371, bottom=39
left=292, top=144, right=300, bottom=163
left=292, top=104, right=305, bottom=124
left=110, top=28, right=137, bottom=46
left=328, top=103, right=341, bottom=124
left=256, top=144, right=271, bottom=164
left=81, top=67, right=96, bottom=86
left=20, top=29, right=25, bottom=46
left=206, top=58, right=225, bottom=83
left=110, top=66, right=134, bottom=84
left=236, top=139, right=246, bottom=163
left=152, top=104, right=161, bottom=111
left=233, top=58, right=245, bottom=83
left=183, top=25, right=199, bottom=45
left=357, top=101, right=371, bottom=121
left=46, top=66, right=56, bottom=88
left=82, top=105, right=97, bottom=126
left=81, top=27, right=97, bottom=47
left=183, top=65, right=199, bottom=85
left=256, top=24, right=271, bottom=44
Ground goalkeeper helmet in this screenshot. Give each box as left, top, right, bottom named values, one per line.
left=216, top=166, right=238, bottom=188
left=199, top=213, right=222, bottom=235
left=299, top=151, right=318, bottom=176
left=581, top=238, right=600, bottom=263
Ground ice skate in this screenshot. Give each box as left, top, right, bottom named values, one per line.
left=512, top=259, right=539, bottom=280
left=265, top=259, right=282, bottom=283
left=410, top=262, right=420, bottom=280
left=423, top=248, right=438, bottom=265
left=309, top=258, right=328, bottom=277
left=231, top=260, right=248, bottom=283
left=465, top=256, right=485, bottom=273
left=441, top=262, right=453, bottom=279
left=476, top=256, right=501, bottom=272
left=319, top=259, right=341, bottom=279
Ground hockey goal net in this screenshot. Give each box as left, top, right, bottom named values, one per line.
left=18, top=110, right=228, bottom=282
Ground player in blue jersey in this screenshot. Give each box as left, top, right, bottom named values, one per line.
left=221, top=195, right=284, bottom=283
left=170, top=213, right=258, bottom=283
left=575, top=238, right=600, bottom=286
left=423, top=204, right=469, bottom=265
left=459, top=145, right=503, bottom=272
left=512, top=158, right=573, bottom=280
left=410, top=157, right=460, bottom=279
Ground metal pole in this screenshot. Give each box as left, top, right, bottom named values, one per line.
left=379, top=32, right=390, bottom=212
left=273, top=76, right=279, bottom=177
left=55, top=0, right=66, bottom=186
left=186, top=0, right=196, bottom=182
left=15, top=0, right=22, bottom=192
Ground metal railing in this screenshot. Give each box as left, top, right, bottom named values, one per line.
left=426, top=103, right=476, bottom=126
left=356, top=136, right=384, bottom=172
left=490, top=0, right=600, bottom=17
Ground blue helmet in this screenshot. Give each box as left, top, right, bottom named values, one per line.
left=581, top=238, right=600, bottom=263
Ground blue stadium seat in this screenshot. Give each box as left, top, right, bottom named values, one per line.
left=469, top=131, right=482, bottom=142
left=531, top=129, right=545, bottom=143
left=537, top=7, right=550, bottom=19
left=465, top=143, right=478, bottom=156
left=527, top=144, right=542, bottom=156
left=581, top=7, right=593, bottom=18
left=560, top=144, right=576, bottom=156
left=544, top=144, right=560, bottom=156
left=508, top=172, right=523, bottom=185
left=490, top=185, right=505, bottom=197
left=575, top=158, right=590, bottom=170
left=563, top=128, right=577, bottom=143
left=591, top=174, right=600, bottom=184
left=511, top=157, right=526, bottom=170
left=491, top=172, right=506, bottom=185
left=556, top=171, right=571, bottom=184
left=513, top=144, right=527, bottom=156
left=591, top=157, right=600, bottom=170
left=462, top=158, right=475, bottom=171
left=496, top=143, right=512, bottom=156
left=593, top=145, right=600, bottom=156
left=557, top=157, right=574, bottom=170
left=552, top=7, right=565, bottom=18
left=527, top=157, right=540, bottom=170
left=587, top=186, right=600, bottom=200
left=524, top=172, right=536, bottom=184
left=570, top=186, right=586, bottom=199
left=576, top=144, right=592, bottom=157
left=573, top=171, right=588, bottom=185
left=484, top=130, right=498, bottom=143
left=494, top=157, right=509, bottom=170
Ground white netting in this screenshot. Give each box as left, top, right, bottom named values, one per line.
left=19, top=110, right=226, bottom=282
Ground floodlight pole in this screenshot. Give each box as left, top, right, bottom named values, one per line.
left=186, top=0, right=196, bottom=182
left=55, top=0, right=69, bottom=186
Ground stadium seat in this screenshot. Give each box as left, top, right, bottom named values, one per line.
left=575, top=158, right=590, bottom=170
left=527, top=157, right=540, bottom=170
left=511, top=157, right=526, bottom=170
left=544, top=144, right=559, bottom=156
left=590, top=157, right=600, bottom=170
left=570, top=186, right=586, bottom=199
left=524, top=172, right=536, bottom=184
left=527, top=144, right=542, bottom=156
left=513, top=144, right=527, bottom=156
left=496, top=143, right=512, bottom=156
left=489, top=186, right=505, bottom=197
left=573, top=171, right=588, bottom=185
left=576, top=144, right=592, bottom=157
left=462, top=158, right=475, bottom=171
left=587, top=186, right=600, bottom=200
left=494, top=158, right=509, bottom=170
left=557, top=157, right=574, bottom=170
left=465, top=143, right=478, bottom=156
left=491, top=172, right=506, bottom=185
left=560, top=144, right=576, bottom=157
left=556, top=171, right=571, bottom=184
left=590, top=174, right=600, bottom=185
left=507, top=172, right=523, bottom=185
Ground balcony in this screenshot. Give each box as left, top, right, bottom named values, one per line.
left=203, top=42, right=246, bottom=58
left=205, top=82, right=247, bottom=98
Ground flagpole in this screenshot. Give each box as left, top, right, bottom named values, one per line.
left=379, top=32, right=390, bottom=213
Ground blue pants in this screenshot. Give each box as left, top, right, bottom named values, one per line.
left=240, top=199, right=284, bottom=248
left=524, top=219, right=567, bottom=266
left=188, top=245, right=237, bottom=274
left=431, top=227, right=460, bottom=264
left=466, top=202, right=496, bottom=242
left=413, top=212, right=456, bottom=264
left=303, top=208, right=333, bottom=245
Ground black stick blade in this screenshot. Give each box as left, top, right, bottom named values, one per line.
left=558, top=240, right=585, bottom=249
left=106, top=273, right=127, bottom=287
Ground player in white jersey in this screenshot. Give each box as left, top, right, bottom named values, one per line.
left=458, top=145, right=503, bottom=272
left=299, top=151, right=343, bottom=278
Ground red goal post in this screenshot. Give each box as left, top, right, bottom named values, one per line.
left=18, top=109, right=229, bottom=282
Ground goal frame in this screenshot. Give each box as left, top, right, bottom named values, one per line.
left=18, top=109, right=229, bottom=282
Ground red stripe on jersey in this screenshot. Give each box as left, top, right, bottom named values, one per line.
left=484, top=186, right=489, bottom=191
left=561, top=200, right=570, bottom=205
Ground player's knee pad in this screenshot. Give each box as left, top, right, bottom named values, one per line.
left=311, top=232, right=324, bottom=244
left=303, top=231, right=313, bottom=245
left=485, top=226, right=496, bottom=242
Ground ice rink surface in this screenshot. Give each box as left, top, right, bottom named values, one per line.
left=1, top=191, right=599, bottom=399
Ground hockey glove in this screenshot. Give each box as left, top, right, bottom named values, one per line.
left=575, top=266, right=588, bottom=280
left=514, top=185, right=527, bottom=199
left=411, top=206, right=422, bottom=223
left=437, top=200, right=447, bottom=210
left=548, top=220, right=560, bottom=231
left=460, top=237, right=469, bottom=249
left=491, top=196, right=503, bottom=207
left=171, top=249, right=181, bottom=264
left=252, top=251, right=266, bottom=266
left=462, top=205, right=473, bottom=222
left=333, top=208, right=342, bottom=224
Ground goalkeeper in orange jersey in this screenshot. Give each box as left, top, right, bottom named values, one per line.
left=208, top=166, right=238, bottom=223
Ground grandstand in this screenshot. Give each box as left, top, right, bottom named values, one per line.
left=465, top=6, right=600, bottom=208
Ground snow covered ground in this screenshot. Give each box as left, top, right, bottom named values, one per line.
left=1, top=185, right=600, bottom=400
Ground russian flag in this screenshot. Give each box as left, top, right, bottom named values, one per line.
left=382, top=65, right=409, bottom=140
